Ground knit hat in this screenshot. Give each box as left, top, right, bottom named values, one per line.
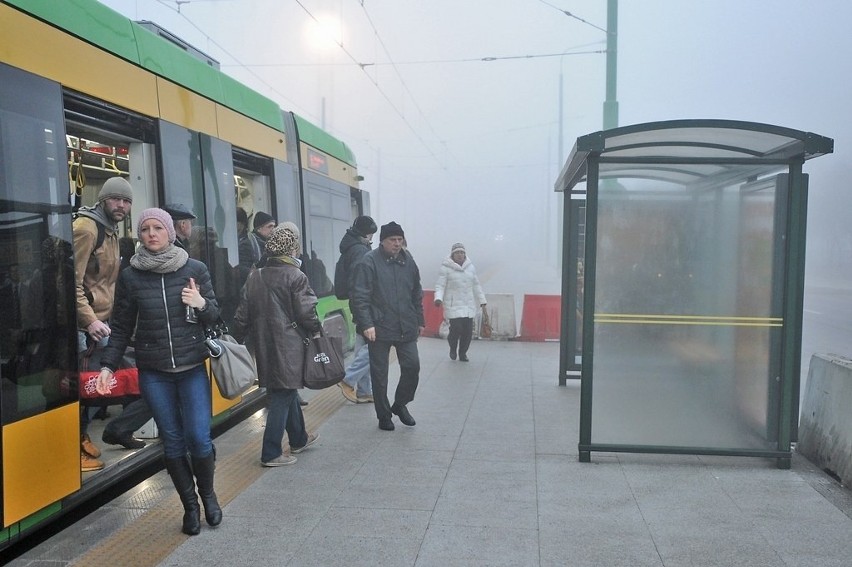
left=137, top=208, right=176, bottom=244
left=353, top=215, right=377, bottom=237
left=278, top=221, right=301, bottom=240
left=163, top=203, right=196, bottom=220
left=451, top=242, right=466, bottom=254
left=253, top=211, right=275, bottom=230
left=379, top=221, right=405, bottom=241
left=97, top=177, right=133, bottom=203
left=266, top=224, right=300, bottom=257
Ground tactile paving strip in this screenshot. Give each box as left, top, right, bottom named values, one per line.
left=72, top=386, right=347, bottom=567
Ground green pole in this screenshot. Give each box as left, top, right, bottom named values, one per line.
left=603, top=0, right=618, bottom=130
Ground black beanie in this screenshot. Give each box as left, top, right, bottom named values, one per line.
left=353, top=215, right=377, bottom=237
left=253, top=211, right=275, bottom=230
left=379, top=221, right=405, bottom=241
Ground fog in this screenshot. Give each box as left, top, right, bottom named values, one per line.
left=101, top=0, right=852, bottom=299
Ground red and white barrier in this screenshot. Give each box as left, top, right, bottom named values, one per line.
left=422, top=291, right=560, bottom=341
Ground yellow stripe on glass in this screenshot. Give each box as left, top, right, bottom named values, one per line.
left=594, top=313, right=783, bottom=327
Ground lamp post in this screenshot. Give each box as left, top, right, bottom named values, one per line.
left=603, top=0, right=618, bottom=130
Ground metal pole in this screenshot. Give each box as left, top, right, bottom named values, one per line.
left=603, top=0, right=618, bottom=130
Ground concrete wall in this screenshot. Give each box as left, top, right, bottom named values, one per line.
left=798, top=353, right=852, bottom=486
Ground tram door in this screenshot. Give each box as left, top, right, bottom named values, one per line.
left=0, top=63, right=80, bottom=527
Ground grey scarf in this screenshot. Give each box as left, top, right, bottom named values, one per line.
left=130, top=244, right=189, bottom=273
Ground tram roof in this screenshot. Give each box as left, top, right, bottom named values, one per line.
left=555, top=119, right=834, bottom=192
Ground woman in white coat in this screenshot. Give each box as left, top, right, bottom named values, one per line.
left=434, top=242, right=486, bottom=361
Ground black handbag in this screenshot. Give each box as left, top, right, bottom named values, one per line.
left=292, top=323, right=345, bottom=390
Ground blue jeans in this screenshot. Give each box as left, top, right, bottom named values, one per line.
left=262, top=388, right=308, bottom=462
left=344, top=335, right=372, bottom=396
left=139, top=365, right=213, bottom=459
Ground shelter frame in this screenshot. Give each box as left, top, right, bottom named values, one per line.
left=554, top=120, right=833, bottom=469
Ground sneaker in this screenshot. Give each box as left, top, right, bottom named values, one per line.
left=102, top=430, right=146, bottom=449
left=261, top=453, right=297, bottom=467
left=291, top=432, right=320, bottom=454
left=449, top=350, right=457, bottom=360
left=81, top=451, right=104, bottom=472
left=356, top=394, right=374, bottom=404
left=338, top=381, right=358, bottom=403
left=81, top=434, right=101, bottom=458
left=459, top=354, right=469, bottom=362
left=378, top=418, right=395, bottom=431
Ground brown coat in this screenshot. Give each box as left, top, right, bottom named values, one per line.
left=232, top=259, right=321, bottom=390
left=73, top=214, right=120, bottom=329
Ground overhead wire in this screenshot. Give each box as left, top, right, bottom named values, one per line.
left=149, top=1, right=604, bottom=175
left=355, top=1, right=450, bottom=165
left=220, top=46, right=606, bottom=68
left=153, top=0, right=318, bottom=122
left=536, top=0, right=609, bottom=34
left=292, top=0, right=444, bottom=167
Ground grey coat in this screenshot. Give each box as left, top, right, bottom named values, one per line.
left=232, top=259, right=322, bottom=390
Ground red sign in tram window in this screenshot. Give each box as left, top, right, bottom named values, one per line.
left=307, top=149, right=329, bottom=174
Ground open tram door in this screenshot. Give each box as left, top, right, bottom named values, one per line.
left=554, top=120, right=834, bottom=468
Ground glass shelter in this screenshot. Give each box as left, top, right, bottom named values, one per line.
left=554, top=120, right=833, bottom=468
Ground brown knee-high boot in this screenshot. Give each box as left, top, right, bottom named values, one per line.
left=165, top=456, right=201, bottom=535
left=191, top=453, right=222, bottom=526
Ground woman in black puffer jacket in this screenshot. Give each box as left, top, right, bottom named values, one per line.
left=96, top=208, right=221, bottom=537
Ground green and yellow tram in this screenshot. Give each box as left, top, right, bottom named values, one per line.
left=0, top=0, right=367, bottom=549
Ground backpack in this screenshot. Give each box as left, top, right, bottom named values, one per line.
left=333, top=254, right=349, bottom=300
left=73, top=213, right=106, bottom=253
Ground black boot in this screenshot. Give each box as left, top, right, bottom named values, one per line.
left=165, top=457, right=201, bottom=535
left=191, top=453, right=222, bottom=527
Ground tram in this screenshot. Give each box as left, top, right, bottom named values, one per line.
left=0, top=0, right=367, bottom=550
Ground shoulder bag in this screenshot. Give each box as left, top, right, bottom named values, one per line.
left=480, top=306, right=493, bottom=339
left=292, top=323, right=345, bottom=390
left=205, top=321, right=257, bottom=399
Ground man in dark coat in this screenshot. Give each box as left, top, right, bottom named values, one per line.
left=351, top=221, right=424, bottom=431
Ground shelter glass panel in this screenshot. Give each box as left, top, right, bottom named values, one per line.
left=590, top=170, right=781, bottom=450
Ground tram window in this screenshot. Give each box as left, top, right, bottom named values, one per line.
left=303, top=177, right=351, bottom=297
left=1, top=64, right=77, bottom=423
left=272, top=160, right=302, bottom=235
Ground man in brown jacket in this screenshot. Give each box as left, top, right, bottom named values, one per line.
left=73, top=176, right=133, bottom=471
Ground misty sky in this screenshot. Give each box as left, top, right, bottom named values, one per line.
left=98, top=0, right=852, bottom=295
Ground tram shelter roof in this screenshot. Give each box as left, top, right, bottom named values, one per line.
left=555, top=119, right=834, bottom=193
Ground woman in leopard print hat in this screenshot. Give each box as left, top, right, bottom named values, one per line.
left=232, top=222, right=321, bottom=467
